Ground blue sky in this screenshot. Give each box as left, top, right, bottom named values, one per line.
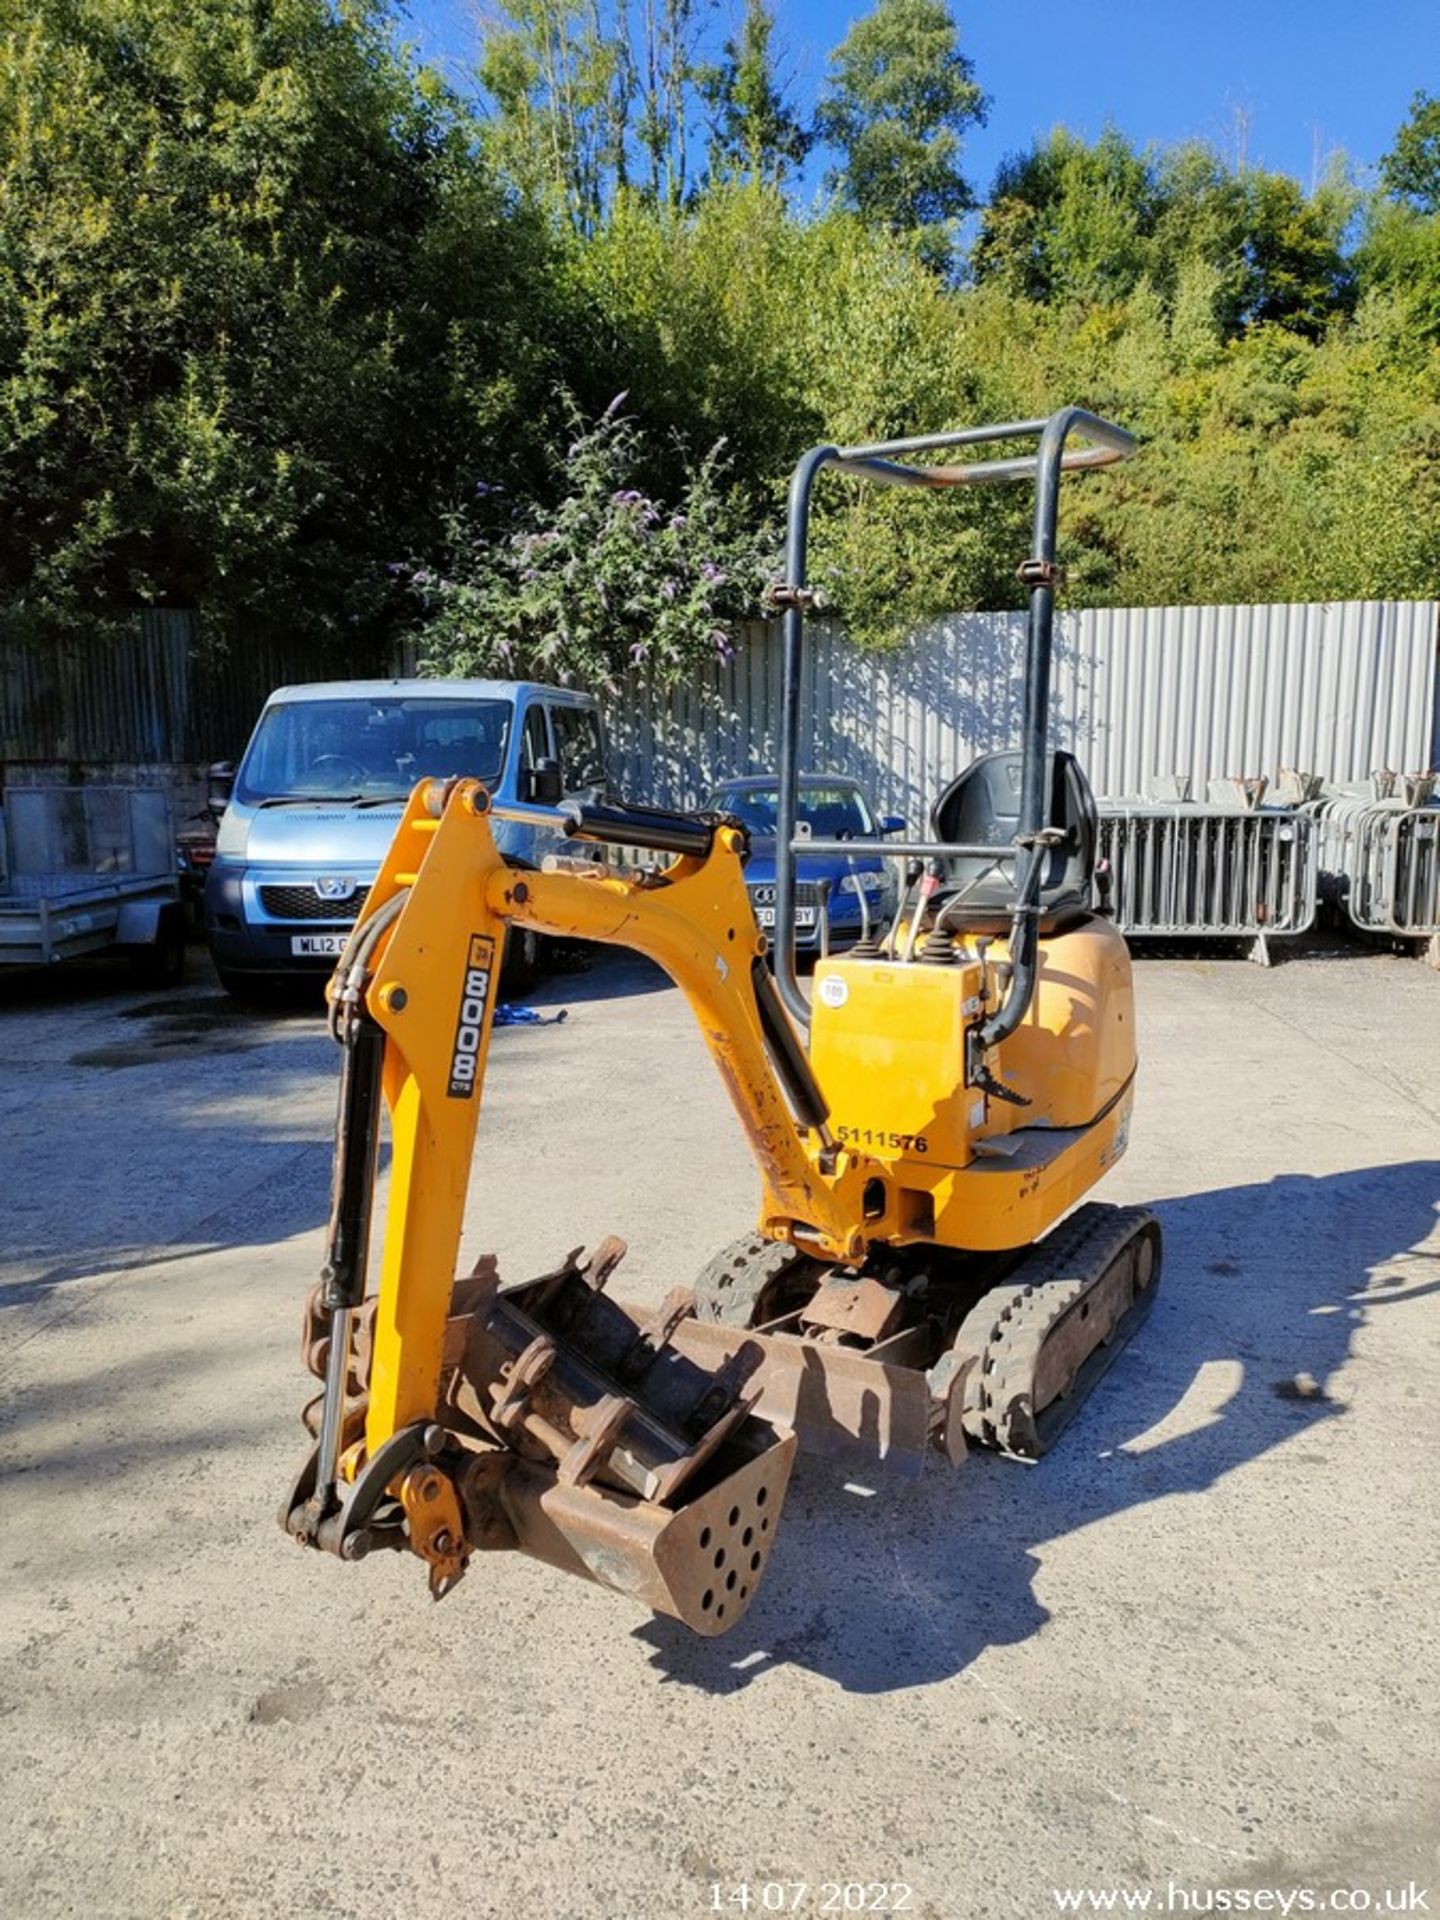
left=403, top=0, right=1439, bottom=193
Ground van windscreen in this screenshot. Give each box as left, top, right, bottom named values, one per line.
left=236, top=697, right=514, bottom=804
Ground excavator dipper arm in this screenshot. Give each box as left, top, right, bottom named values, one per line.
left=282, top=777, right=872, bottom=1630
left=355, top=779, right=873, bottom=1450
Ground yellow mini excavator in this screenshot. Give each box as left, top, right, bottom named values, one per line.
left=281, top=409, right=1161, bottom=1636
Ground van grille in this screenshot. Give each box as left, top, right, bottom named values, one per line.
left=259, top=885, right=367, bottom=923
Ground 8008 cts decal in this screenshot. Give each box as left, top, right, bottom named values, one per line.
left=447, top=934, right=495, bottom=1097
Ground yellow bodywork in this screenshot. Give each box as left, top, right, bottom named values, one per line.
left=350, top=780, right=1137, bottom=1461
left=809, top=918, right=1135, bottom=1252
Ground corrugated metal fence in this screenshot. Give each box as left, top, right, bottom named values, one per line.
left=4, top=598, right=1435, bottom=807
left=0, top=612, right=388, bottom=767
left=607, top=600, right=1439, bottom=818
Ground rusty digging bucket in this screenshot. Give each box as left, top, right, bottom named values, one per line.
left=345, top=1242, right=798, bottom=1636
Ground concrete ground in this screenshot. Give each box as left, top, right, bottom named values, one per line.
left=1, top=942, right=1437, bottom=1920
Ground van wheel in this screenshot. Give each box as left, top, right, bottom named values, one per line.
left=500, top=926, right=541, bottom=998
left=215, top=964, right=280, bottom=1006
left=129, top=913, right=187, bottom=987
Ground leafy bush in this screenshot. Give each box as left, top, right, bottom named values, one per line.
left=413, top=401, right=779, bottom=688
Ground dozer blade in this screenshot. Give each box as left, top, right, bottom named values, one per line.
left=660, top=1311, right=937, bottom=1479
left=671, top=1206, right=1162, bottom=1478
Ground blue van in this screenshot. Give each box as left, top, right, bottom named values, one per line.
left=203, top=679, right=607, bottom=996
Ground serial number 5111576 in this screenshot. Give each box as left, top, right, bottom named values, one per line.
left=834, top=1124, right=929, bottom=1155
left=709, top=1888, right=913, bottom=1913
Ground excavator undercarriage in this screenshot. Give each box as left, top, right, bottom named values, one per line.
left=686, top=1201, right=1162, bottom=1468
left=287, top=1199, right=1159, bottom=1632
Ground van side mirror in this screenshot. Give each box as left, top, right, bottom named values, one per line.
left=524, top=756, right=564, bottom=806
left=206, top=761, right=235, bottom=820
left=881, top=814, right=906, bottom=835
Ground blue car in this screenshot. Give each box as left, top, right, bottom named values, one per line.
left=708, top=774, right=905, bottom=954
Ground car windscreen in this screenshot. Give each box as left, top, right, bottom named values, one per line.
left=711, top=786, right=874, bottom=839
left=235, top=697, right=514, bottom=804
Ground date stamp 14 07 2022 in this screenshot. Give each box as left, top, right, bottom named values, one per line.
left=708, top=1887, right=914, bottom=1914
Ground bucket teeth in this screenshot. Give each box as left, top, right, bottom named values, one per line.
left=617, top=1286, right=696, bottom=1383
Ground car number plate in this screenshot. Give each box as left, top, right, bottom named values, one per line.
left=754, top=906, right=817, bottom=929
left=291, top=933, right=348, bottom=956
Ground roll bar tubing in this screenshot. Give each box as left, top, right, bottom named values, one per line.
left=772, top=409, right=1137, bottom=1044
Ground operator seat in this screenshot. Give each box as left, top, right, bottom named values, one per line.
left=930, top=748, right=1098, bottom=934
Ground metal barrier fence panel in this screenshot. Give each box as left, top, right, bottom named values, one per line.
left=1097, top=806, right=1317, bottom=940
left=1313, top=797, right=1440, bottom=935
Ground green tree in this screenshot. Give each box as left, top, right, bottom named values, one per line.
left=1239, top=166, right=1355, bottom=336
left=479, top=6, right=624, bottom=230
left=973, top=126, right=1155, bottom=304
left=635, top=0, right=703, bottom=209
left=973, top=127, right=1353, bottom=339
left=1381, top=89, right=1440, bottom=212
left=1145, top=143, right=1249, bottom=328
left=0, top=0, right=558, bottom=652
left=478, top=2, right=637, bottom=231
left=698, top=0, right=810, bottom=188
left=1357, top=91, right=1440, bottom=340
left=477, top=1, right=708, bottom=222
left=565, top=183, right=825, bottom=491
left=1356, top=195, right=1440, bottom=339
left=814, top=0, right=986, bottom=273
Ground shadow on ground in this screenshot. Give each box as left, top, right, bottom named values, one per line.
left=633, top=1159, right=1440, bottom=1694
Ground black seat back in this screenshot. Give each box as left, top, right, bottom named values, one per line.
left=930, top=749, right=1098, bottom=929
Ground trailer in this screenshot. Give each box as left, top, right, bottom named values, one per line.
left=0, top=786, right=187, bottom=982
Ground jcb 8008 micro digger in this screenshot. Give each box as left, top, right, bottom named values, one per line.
left=281, top=408, right=1161, bottom=1635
